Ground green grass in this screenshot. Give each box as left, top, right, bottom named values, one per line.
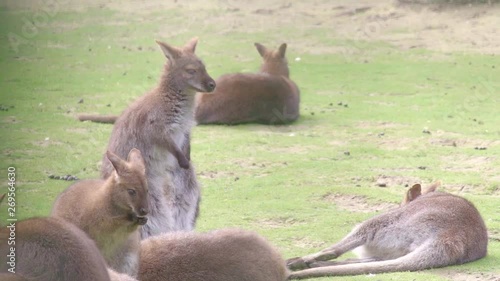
left=0, top=2, right=499, bottom=280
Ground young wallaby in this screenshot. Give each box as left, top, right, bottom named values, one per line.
left=101, top=38, right=215, bottom=239
left=195, top=42, right=300, bottom=125
left=51, top=148, right=148, bottom=277
left=286, top=182, right=488, bottom=279
left=0, top=217, right=111, bottom=281
left=139, top=228, right=289, bottom=281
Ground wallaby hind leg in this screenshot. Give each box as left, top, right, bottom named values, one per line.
left=288, top=239, right=456, bottom=279
left=287, top=229, right=365, bottom=270
left=308, top=257, right=379, bottom=268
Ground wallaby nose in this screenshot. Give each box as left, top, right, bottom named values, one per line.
left=207, top=80, right=216, bottom=92
left=139, top=207, right=148, bottom=216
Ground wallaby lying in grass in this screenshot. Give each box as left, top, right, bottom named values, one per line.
left=195, top=42, right=300, bottom=125
left=286, top=182, right=488, bottom=279
left=51, top=148, right=148, bottom=277
left=139, top=228, right=289, bottom=281
left=101, top=38, right=215, bottom=238
left=0, top=217, right=111, bottom=281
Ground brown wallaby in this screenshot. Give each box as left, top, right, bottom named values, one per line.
left=286, top=182, right=488, bottom=279
left=195, top=42, right=300, bottom=125
left=139, top=228, right=289, bottom=281
left=101, top=38, right=215, bottom=239
left=0, top=217, right=111, bottom=281
left=51, top=148, right=148, bottom=277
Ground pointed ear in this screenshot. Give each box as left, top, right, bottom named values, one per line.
left=184, top=37, right=198, bottom=53
left=424, top=181, right=441, bottom=194
left=402, top=184, right=422, bottom=205
left=127, top=148, right=146, bottom=174
left=254, top=43, right=267, bottom=58
left=278, top=43, right=287, bottom=58
left=156, top=40, right=182, bottom=61
left=106, top=150, right=127, bottom=177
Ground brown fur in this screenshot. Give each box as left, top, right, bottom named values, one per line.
left=51, top=149, right=148, bottom=277
left=0, top=217, right=111, bottom=281
left=101, top=38, right=215, bottom=238
left=287, top=183, right=488, bottom=279
left=195, top=42, right=300, bottom=125
left=139, top=228, right=289, bottom=281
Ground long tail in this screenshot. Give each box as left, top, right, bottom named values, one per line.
left=78, top=114, right=118, bottom=124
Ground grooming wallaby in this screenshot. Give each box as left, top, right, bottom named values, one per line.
left=0, top=217, right=111, bottom=281
left=139, top=228, right=289, bottom=281
left=51, top=148, right=148, bottom=277
left=286, top=182, right=488, bottom=279
left=101, top=38, right=215, bottom=239
left=195, top=42, right=300, bottom=125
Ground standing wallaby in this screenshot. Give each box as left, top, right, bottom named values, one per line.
left=51, top=148, right=148, bottom=277
left=286, top=182, right=488, bottom=279
left=139, top=228, right=289, bottom=281
left=195, top=42, right=300, bottom=125
left=100, top=38, right=215, bottom=239
left=0, top=217, right=111, bottom=281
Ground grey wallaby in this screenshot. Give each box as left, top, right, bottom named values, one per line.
left=101, top=38, right=215, bottom=239
left=0, top=217, right=111, bottom=281
left=286, top=182, right=488, bottom=279
left=139, top=228, right=289, bottom=281
left=195, top=42, right=300, bottom=125
left=51, top=148, right=148, bottom=277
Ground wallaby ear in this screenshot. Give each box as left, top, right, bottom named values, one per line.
left=278, top=43, right=287, bottom=58
left=127, top=148, right=146, bottom=174
left=156, top=40, right=182, bottom=61
left=106, top=150, right=127, bottom=177
left=423, top=181, right=441, bottom=194
left=255, top=43, right=268, bottom=58
left=402, top=184, right=422, bottom=205
left=183, top=37, right=198, bottom=54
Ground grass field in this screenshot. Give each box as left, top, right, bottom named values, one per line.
left=0, top=1, right=499, bottom=280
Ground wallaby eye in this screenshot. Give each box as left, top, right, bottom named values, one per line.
left=127, top=189, right=136, bottom=196
left=186, top=69, right=196, bottom=74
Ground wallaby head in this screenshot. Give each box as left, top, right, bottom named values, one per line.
left=156, top=37, right=216, bottom=94
left=255, top=42, right=289, bottom=77
left=106, top=148, right=149, bottom=225
left=401, top=181, right=441, bottom=205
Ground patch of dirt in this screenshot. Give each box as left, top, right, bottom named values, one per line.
left=198, top=170, right=235, bottom=179
left=32, top=139, right=64, bottom=148
left=65, top=127, right=90, bottom=134
left=441, top=155, right=494, bottom=173
left=436, top=269, right=500, bottom=281
left=4, top=0, right=499, bottom=54
left=321, top=192, right=397, bottom=213
left=376, top=137, right=418, bottom=151
left=292, top=237, right=328, bottom=250
left=254, top=217, right=305, bottom=229
left=375, top=174, right=422, bottom=187
left=356, top=121, right=407, bottom=129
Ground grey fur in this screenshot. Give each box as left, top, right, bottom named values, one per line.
left=287, top=183, right=488, bottom=279
left=101, top=38, right=215, bottom=239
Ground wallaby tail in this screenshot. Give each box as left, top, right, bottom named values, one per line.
left=78, top=114, right=118, bottom=124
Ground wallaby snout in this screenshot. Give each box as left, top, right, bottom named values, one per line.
left=204, top=78, right=216, bottom=92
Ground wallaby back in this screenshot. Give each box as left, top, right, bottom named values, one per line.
left=101, top=38, right=215, bottom=239
left=139, top=228, right=289, bottom=281
left=195, top=42, right=300, bottom=125
left=287, top=183, right=488, bottom=279
left=51, top=148, right=148, bottom=276
left=0, top=217, right=111, bottom=281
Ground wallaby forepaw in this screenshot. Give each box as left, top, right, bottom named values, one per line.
left=178, top=157, right=190, bottom=169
